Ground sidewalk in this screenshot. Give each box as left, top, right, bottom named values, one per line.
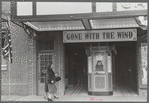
left=1, top=95, right=147, bottom=102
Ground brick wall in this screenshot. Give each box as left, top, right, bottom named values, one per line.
left=59, top=33, right=65, bottom=95
left=54, top=33, right=65, bottom=96
left=54, top=33, right=61, bottom=96
left=1, top=21, right=37, bottom=96
left=1, top=63, right=28, bottom=96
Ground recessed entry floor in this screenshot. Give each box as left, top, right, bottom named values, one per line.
left=64, top=84, right=138, bottom=97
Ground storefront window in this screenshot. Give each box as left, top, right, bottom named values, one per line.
left=39, top=53, right=53, bottom=83
left=38, top=40, right=54, bottom=51
left=140, top=43, right=147, bottom=86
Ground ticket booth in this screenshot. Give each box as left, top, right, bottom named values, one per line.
left=87, top=46, right=113, bottom=95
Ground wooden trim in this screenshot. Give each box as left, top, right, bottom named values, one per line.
left=92, top=2, right=96, bottom=13
left=81, top=19, right=91, bottom=30
left=11, top=1, right=17, bottom=19
left=12, top=10, right=147, bottom=22
left=33, top=2, right=36, bottom=16
left=38, top=50, right=55, bottom=53
left=113, top=3, right=117, bottom=11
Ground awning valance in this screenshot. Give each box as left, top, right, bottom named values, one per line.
left=24, top=20, right=85, bottom=31
left=90, top=18, right=140, bottom=29
left=24, top=17, right=146, bottom=31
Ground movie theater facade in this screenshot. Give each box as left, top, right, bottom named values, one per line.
left=1, top=2, right=148, bottom=97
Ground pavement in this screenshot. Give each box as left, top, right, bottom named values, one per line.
left=1, top=95, right=147, bottom=102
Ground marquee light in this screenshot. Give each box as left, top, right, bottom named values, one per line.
left=92, top=24, right=139, bottom=29
left=24, top=20, right=85, bottom=31
left=90, top=18, right=140, bottom=29
left=37, top=26, right=85, bottom=31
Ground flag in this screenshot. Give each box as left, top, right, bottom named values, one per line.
left=2, top=16, right=12, bottom=63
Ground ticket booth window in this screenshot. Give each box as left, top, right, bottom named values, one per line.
left=93, top=52, right=105, bottom=73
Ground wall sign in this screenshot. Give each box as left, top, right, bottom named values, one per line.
left=63, top=29, right=137, bottom=43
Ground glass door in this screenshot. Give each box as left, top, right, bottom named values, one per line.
left=38, top=53, right=54, bottom=96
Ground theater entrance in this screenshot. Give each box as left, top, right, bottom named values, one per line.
left=64, top=43, right=88, bottom=96
left=64, top=42, right=138, bottom=96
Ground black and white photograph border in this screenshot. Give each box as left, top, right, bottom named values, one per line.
left=0, top=0, right=148, bottom=102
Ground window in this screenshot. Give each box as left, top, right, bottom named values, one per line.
left=38, top=53, right=53, bottom=83
left=38, top=40, right=54, bottom=51
left=140, top=43, right=147, bottom=86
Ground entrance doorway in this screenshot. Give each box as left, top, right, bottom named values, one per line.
left=64, top=42, right=138, bottom=96
left=37, top=53, right=55, bottom=96
left=64, top=43, right=88, bottom=95
left=114, top=42, right=138, bottom=95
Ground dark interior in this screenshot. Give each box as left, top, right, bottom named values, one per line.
left=114, top=42, right=138, bottom=94
left=64, top=41, right=138, bottom=94
left=64, top=43, right=88, bottom=87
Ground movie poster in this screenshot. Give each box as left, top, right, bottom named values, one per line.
left=141, top=43, right=147, bottom=85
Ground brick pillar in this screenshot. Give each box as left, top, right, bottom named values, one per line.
left=27, top=38, right=37, bottom=95
left=54, top=33, right=61, bottom=97
left=59, top=34, right=65, bottom=95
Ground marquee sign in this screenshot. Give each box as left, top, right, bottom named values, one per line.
left=63, top=29, right=137, bottom=43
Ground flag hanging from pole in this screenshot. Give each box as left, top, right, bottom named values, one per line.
left=2, top=16, right=12, bottom=63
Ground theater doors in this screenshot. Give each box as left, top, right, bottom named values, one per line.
left=87, top=46, right=113, bottom=95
